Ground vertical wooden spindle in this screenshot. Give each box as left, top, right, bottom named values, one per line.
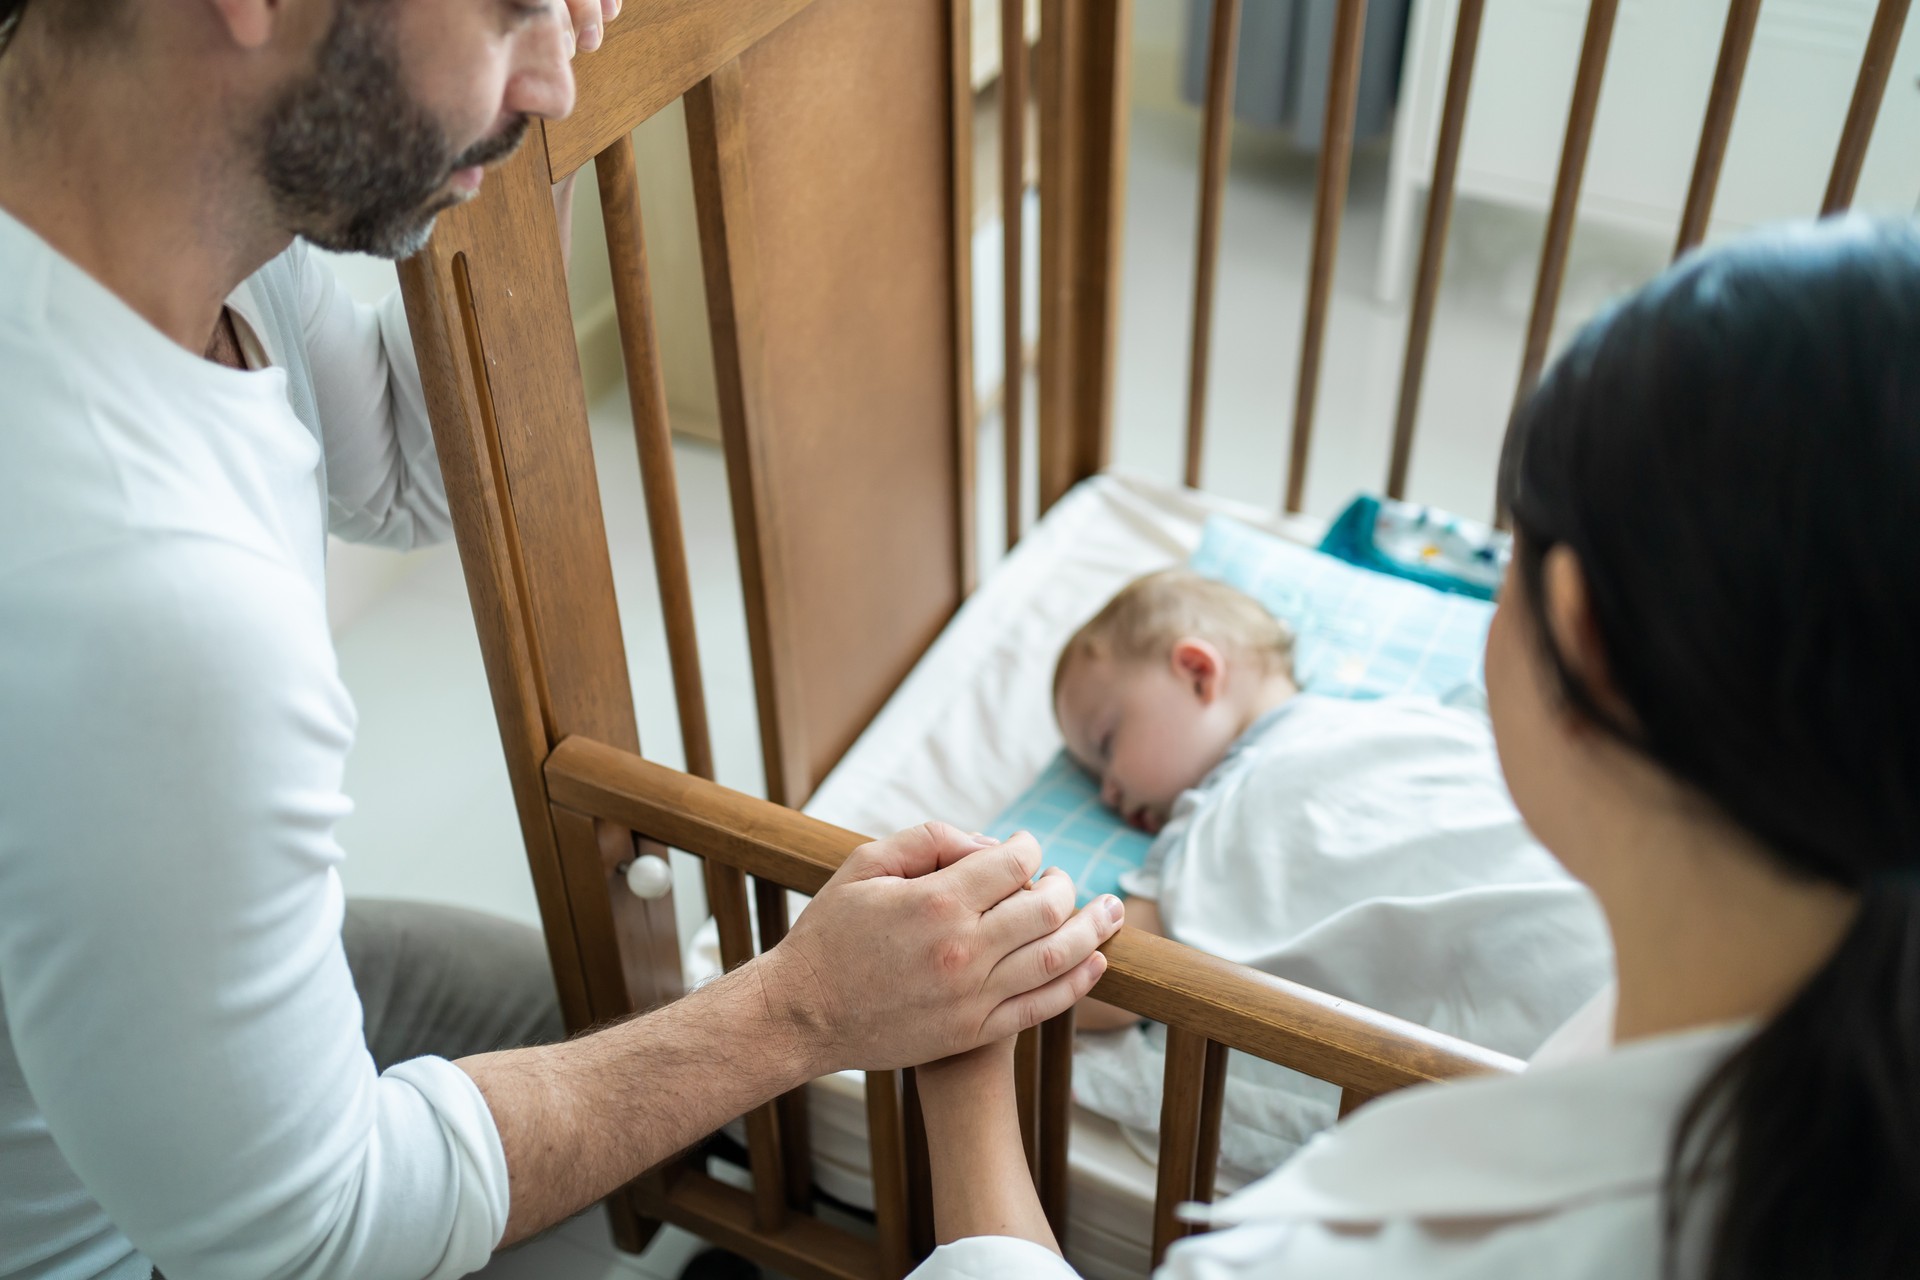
left=1184, top=0, right=1243, bottom=490
left=1002, top=0, right=1030, bottom=545
left=1151, top=1026, right=1210, bottom=1266
left=1514, top=0, right=1621, bottom=413
left=1285, top=0, right=1369, bottom=514
left=1038, top=1010, right=1076, bottom=1241
left=1822, top=0, right=1912, bottom=214
left=1387, top=0, right=1487, bottom=500
left=1674, top=0, right=1763, bottom=257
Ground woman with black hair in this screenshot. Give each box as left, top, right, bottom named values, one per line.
left=907, top=216, right=1920, bottom=1280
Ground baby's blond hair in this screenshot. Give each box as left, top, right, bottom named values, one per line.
left=1053, top=569, right=1295, bottom=704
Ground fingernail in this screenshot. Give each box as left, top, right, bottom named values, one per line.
left=605, top=0, right=620, bottom=17
left=971, top=831, right=1001, bottom=847
left=563, top=24, right=575, bottom=56
left=1103, top=896, right=1125, bottom=923
left=580, top=22, right=601, bottom=51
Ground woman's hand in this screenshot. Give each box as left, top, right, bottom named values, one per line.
left=911, top=868, right=1102, bottom=1255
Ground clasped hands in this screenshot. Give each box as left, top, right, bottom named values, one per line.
left=754, top=823, right=1125, bottom=1082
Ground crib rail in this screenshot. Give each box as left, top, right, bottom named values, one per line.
left=547, top=734, right=1519, bottom=1270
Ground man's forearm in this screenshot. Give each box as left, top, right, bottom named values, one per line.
left=458, top=958, right=818, bottom=1247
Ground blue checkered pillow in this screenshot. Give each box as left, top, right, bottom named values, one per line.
left=989, top=516, right=1495, bottom=901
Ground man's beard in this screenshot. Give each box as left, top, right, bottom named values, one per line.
left=258, top=2, right=527, bottom=259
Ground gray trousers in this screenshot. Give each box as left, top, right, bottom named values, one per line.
left=341, top=897, right=568, bottom=1070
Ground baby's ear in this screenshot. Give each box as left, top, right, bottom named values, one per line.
left=1170, top=638, right=1224, bottom=703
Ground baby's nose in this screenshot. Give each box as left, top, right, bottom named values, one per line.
left=1100, top=777, right=1121, bottom=808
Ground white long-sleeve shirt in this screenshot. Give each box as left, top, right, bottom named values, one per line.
left=0, top=208, right=506, bottom=1279
left=913, top=989, right=1746, bottom=1279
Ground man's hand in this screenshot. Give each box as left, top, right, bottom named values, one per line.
left=761, top=827, right=1123, bottom=1076
left=559, top=0, right=619, bottom=55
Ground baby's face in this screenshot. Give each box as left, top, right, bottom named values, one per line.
left=1054, top=650, right=1240, bottom=835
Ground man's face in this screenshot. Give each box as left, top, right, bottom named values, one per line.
left=259, top=0, right=573, bottom=258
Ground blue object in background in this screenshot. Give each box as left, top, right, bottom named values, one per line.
left=1316, top=494, right=1509, bottom=601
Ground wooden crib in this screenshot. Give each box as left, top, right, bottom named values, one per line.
left=395, top=0, right=1912, bottom=1275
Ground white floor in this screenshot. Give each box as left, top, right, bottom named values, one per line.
left=331, top=97, right=1671, bottom=1278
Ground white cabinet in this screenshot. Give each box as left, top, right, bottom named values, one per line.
left=1379, top=0, right=1920, bottom=300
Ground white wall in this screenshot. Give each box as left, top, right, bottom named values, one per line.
left=307, top=251, right=432, bottom=636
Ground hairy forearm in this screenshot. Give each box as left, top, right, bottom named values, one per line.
left=919, top=1058, right=1060, bottom=1253
left=458, top=960, right=817, bottom=1247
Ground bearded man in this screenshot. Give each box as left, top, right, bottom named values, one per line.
left=0, top=4, right=1120, bottom=1277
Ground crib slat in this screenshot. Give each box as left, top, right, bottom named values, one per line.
left=1387, top=0, right=1486, bottom=500
left=902, top=1067, right=938, bottom=1260
left=1014, top=1024, right=1043, bottom=1172
left=750, top=879, right=815, bottom=1211
left=1338, top=1086, right=1375, bottom=1119
left=1002, top=0, right=1029, bottom=546
left=1514, top=0, right=1619, bottom=412
left=866, top=1070, right=915, bottom=1277
left=1674, top=0, right=1762, bottom=257
left=1191, top=1039, right=1230, bottom=1207
left=1036, top=0, right=1130, bottom=515
left=1284, top=0, right=1368, bottom=515
left=1152, top=1025, right=1210, bottom=1266
left=1038, top=1010, right=1075, bottom=1241
left=1183, top=0, right=1242, bottom=491
left=1822, top=0, right=1912, bottom=214
left=595, top=136, right=716, bottom=784
left=698, top=808, right=788, bottom=1228
left=949, top=0, right=979, bottom=596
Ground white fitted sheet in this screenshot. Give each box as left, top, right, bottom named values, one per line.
left=688, top=473, right=1321, bottom=1279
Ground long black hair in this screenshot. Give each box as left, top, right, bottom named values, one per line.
left=1499, top=216, right=1920, bottom=1279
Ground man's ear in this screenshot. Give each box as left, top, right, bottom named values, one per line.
left=1541, top=546, right=1634, bottom=730
left=1170, top=638, right=1225, bottom=704
left=206, top=0, right=281, bottom=50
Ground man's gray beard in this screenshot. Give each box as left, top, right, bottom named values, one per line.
left=258, top=2, right=523, bottom=259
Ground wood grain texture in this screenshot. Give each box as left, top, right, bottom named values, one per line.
left=949, top=0, right=979, bottom=596
left=1821, top=0, right=1912, bottom=215
left=547, top=736, right=1525, bottom=1094
left=688, top=0, right=968, bottom=805
left=1002, top=0, right=1029, bottom=545
left=1184, top=0, right=1242, bottom=491
left=1191, top=1037, right=1230, bottom=1207
left=595, top=136, right=716, bottom=782
left=865, top=1071, right=914, bottom=1277
left=1514, top=0, right=1620, bottom=413
left=1284, top=0, right=1368, bottom=515
left=639, top=1170, right=880, bottom=1280
left=1151, top=1026, right=1209, bottom=1266
left=545, top=0, right=820, bottom=180
left=1037, top=1010, right=1075, bottom=1241
left=399, top=130, right=664, bottom=1250
left=1037, top=0, right=1131, bottom=515
left=1387, top=0, right=1484, bottom=500
left=1674, top=0, right=1761, bottom=258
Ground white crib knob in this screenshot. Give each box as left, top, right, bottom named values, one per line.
left=623, top=854, right=674, bottom=900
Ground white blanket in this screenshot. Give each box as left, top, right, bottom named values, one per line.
left=1077, top=693, right=1614, bottom=1178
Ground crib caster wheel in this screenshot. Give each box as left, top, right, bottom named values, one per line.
left=622, top=853, right=674, bottom=900
left=678, top=1248, right=762, bottom=1280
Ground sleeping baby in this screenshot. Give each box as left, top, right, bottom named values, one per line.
left=1053, top=568, right=1612, bottom=1055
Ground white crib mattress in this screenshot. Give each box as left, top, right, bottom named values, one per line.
left=695, top=472, right=1322, bottom=1278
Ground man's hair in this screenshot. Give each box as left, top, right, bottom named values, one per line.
left=1053, top=569, right=1295, bottom=702
left=1, top=0, right=130, bottom=48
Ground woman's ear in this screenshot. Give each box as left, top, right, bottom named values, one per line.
left=1542, top=546, right=1634, bottom=730
left=1170, top=638, right=1225, bottom=704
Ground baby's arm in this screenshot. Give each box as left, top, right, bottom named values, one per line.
left=1073, top=897, right=1165, bottom=1032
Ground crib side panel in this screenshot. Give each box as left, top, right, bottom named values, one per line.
left=691, top=0, right=971, bottom=806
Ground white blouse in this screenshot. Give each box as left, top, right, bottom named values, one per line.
left=911, top=989, right=1749, bottom=1279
